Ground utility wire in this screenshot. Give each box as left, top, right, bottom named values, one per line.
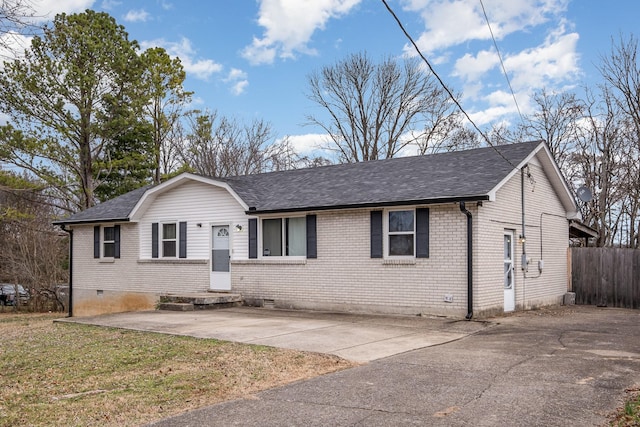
left=479, top=0, right=524, bottom=123
left=380, top=0, right=517, bottom=169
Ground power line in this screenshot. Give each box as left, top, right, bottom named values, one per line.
left=380, top=0, right=517, bottom=169
left=479, top=0, right=524, bottom=123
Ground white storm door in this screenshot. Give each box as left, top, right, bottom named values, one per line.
left=504, top=230, right=515, bottom=312
left=210, top=225, right=231, bottom=291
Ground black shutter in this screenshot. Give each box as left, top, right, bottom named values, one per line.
left=248, top=218, right=257, bottom=259
left=370, top=211, right=383, bottom=258
left=93, top=226, right=100, bottom=259
left=306, top=215, right=317, bottom=259
left=114, top=225, right=121, bottom=259
left=416, top=208, right=430, bottom=258
left=151, top=223, right=159, bottom=258
left=179, top=222, right=187, bottom=258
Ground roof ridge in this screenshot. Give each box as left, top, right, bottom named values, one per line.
left=225, top=140, right=542, bottom=182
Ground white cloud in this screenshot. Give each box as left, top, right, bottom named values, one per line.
left=453, top=49, right=500, bottom=83
left=123, top=9, right=150, bottom=23
left=400, top=0, right=578, bottom=127
left=0, top=32, right=32, bottom=64
left=224, top=68, right=249, bottom=95
left=32, top=0, right=95, bottom=22
left=141, top=37, right=223, bottom=80
left=402, top=0, right=570, bottom=56
left=242, top=0, right=362, bottom=65
left=101, top=0, right=121, bottom=10
left=504, top=29, right=580, bottom=91
left=0, top=1, right=92, bottom=62
left=470, top=104, right=518, bottom=126
left=0, top=111, right=11, bottom=125
left=282, top=133, right=332, bottom=157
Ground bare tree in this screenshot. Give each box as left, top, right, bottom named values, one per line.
left=0, top=170, right=68, bottom=311
left=519, top=89, right=583, bottom=171
left=570, top=88, right=627, bottom=247
left=0, top=0, right=39, bottom=57
left=179, top=110, right=298, bottom=177
left=598, top=34, right=640, bottom=247
left=305, top=52, right=463, bottom=162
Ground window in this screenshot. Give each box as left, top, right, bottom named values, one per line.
left=94, top=225, right=120, bottom=259
left=151, top=222, right=187, bottom=259
left=388, top=210, right=414, bottom=256
left=103, top=226, right=116, bottom=258
left=262, top=217, right=306, bottom=256
left=162, top=223, right=177, bottom=257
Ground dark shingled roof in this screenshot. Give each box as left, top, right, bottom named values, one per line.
left=53, top=185, right=151, bottom=225
left=224, top=141, right=540, bottom=213
left=55, top=141, right=541, bottom=224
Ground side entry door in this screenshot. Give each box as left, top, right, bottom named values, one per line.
left=504, top=230, right=515, bottom=312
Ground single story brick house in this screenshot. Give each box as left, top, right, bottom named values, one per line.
left=55, top=141, right=581, bottom=318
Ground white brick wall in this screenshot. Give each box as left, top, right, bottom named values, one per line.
left=233, top=205, right=470, bottom=317
left=475, top=158, right=568, bottom=314
left=71, top=223, right=211, bottom=315
left=232, top=158, right=569, bottom=317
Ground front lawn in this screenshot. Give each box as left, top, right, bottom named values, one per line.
left=0, top=313, right=354, bottom=426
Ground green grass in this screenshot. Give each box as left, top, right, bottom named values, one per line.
left=612, top=389, right=640, bottom=426
left=0, top=313, right=353, bottom=427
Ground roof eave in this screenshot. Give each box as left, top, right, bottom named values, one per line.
left=569, top=219, right=598, bottom=239
left=245, top=195, right=490, bottom=215
left=53, top=217, right=131, bottom=226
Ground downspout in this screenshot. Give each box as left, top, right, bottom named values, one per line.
left=521, top=168, right=527, bottom=263
left=521, top=167, right=528, bottom=308
left=459, top=202, right=473, bottom=320
left=60, top=224, right=73, bottom=317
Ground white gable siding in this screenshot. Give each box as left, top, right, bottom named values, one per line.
left=138, top=180, right=248, bottom=260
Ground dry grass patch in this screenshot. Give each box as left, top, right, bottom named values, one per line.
left=0, top=313, right=355, bottom=426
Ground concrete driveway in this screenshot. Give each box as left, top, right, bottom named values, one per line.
left=60, top=307, right=489, bottom=362
left=143, top=305, right=640, bottom=427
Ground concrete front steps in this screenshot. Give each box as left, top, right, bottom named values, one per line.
left=158, top=292, right=242, bottom=311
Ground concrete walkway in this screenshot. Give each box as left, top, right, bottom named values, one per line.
left=59, top=307, right=489, bottom=362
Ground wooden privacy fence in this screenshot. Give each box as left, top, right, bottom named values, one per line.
left=571, top=247, right=640, bottom=309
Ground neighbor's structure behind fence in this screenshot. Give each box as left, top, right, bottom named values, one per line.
left=571, top=247, right=640, bottom=309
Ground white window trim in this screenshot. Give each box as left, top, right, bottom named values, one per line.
left=259, top=215, right=307, bottom=259
left=384, top=209, right=416, bottom=259
left=161, top=222, right=178, bottom=258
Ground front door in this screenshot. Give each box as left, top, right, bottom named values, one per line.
left=504, top=230, right=515, bottom=312
left=210, top=225, right=231, bottom=291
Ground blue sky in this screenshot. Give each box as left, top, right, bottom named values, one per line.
left=7, top=0, right=640, bottom=157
